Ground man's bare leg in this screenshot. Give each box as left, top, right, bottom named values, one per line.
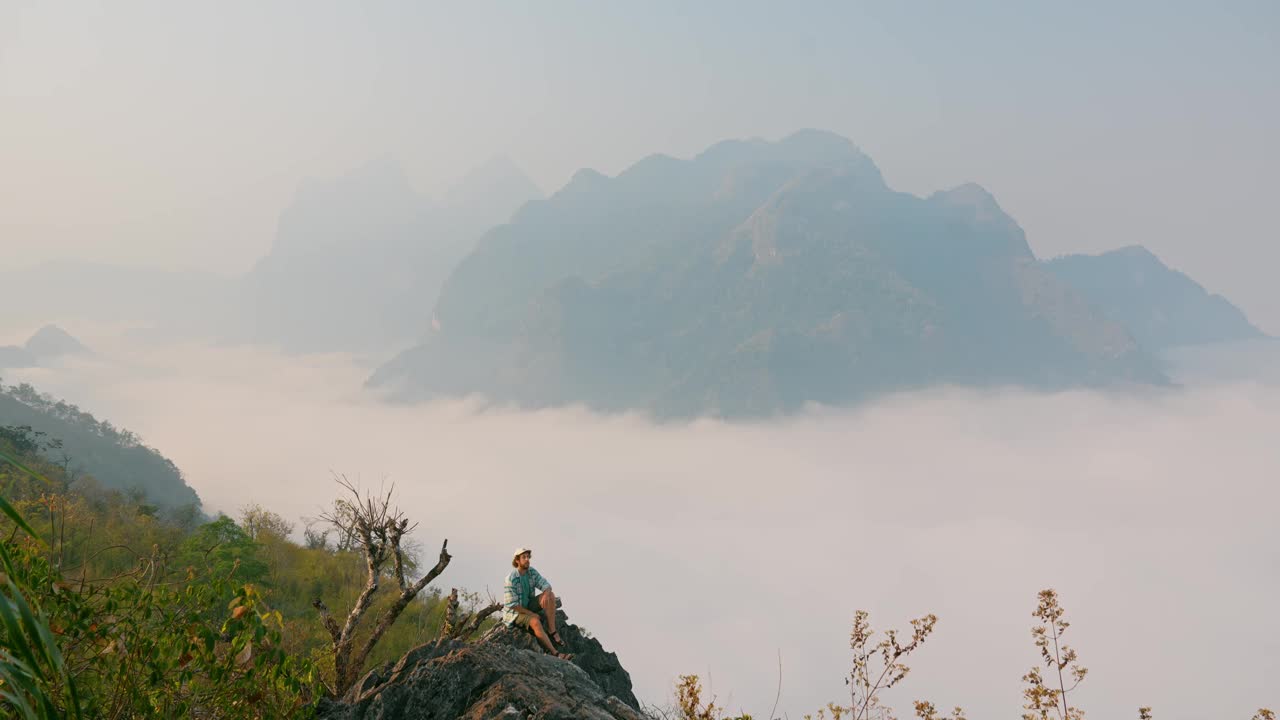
left=528, top=616, right=569, bottom=658
left=538, top=590, right=560, bottom=641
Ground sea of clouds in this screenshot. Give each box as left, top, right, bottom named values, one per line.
left=8, top=332, right=1278, bottom=719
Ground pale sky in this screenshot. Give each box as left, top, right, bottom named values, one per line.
left=2, top=1, right=1278, bottom=331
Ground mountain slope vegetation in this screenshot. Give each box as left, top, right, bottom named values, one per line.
left=0, top=380, right=201, bottom=509
left=372, top=130, right=1163, bottom=417
left=1044, top=245, right=1265, bottom=350
left=0, top=420, right=472, bottom=717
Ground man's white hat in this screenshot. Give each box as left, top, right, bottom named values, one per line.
left=513, top=547, right=532, bottom=560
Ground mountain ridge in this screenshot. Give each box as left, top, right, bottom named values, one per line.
left=1044, top=245, right=1264, bottom=350
left=371, top=130, right=1168, bottom=418
left=0, top=380, right=201, bottom=510
left=0, top=325, right=93, bottom=369
left=236, top=156, right=544, bottom=353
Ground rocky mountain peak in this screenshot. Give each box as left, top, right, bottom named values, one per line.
left=317, top=604, right=640, bottom=720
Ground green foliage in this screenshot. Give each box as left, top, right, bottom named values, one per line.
left=1, top=439, right=321, bottom=717
left=0, top=548, right=82, bottom=719
left=0, top=432, right=463, bottom=714
left=179, top=516, right=270, bottom=586
left=0, top=425, right=61, bottom=457
left=240, top=504, right=295, bottom=542
left=0, top=448, right=80, bottom=718
left=4, top=541, right=316, bottom=718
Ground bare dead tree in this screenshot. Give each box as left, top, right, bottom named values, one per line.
left=441, top=587, right=462, bottom=638
left=310, top=476, right=452, bottom=696
left=306, top=489, right=360, bottom=553
left=439, top=587, right=502, bottom=641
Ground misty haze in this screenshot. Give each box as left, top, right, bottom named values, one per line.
left=2, top=4, right=1277, bottom=720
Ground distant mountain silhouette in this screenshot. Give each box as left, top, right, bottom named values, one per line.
left=239, top=157, right=542, bottom=353
left=0, top=325, right=92, bottom=369
left=371, top=130, right=1165, bottom=418
left=24, top=325, right=91, bottom=360
left=1044, top=246, right=1264, bottom=350
left=3, top=159, right=541, bottom=356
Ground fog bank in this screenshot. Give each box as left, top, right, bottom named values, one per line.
left=10, top=339, right=1278, bottom=718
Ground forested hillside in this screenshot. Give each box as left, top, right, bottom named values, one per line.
left=0, top=380, right=201, bottom=509
left=0, top=425, right=476, bottom=718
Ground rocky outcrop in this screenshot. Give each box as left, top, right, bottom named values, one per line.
left=317, top=606, right=642, bottom=720
left=479, top=607, right=638, bottom=709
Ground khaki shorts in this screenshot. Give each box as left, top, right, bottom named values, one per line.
left=511, top=597, right=545, bottom=628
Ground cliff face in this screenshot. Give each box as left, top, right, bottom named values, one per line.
left=317, top=606, right=641, bottom=720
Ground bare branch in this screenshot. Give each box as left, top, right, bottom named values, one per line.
left=451, top=601, right=502, bottom=640
left=350, top=539, right=451, bottom=676
left=312, top=598, right=341, bottom=643
left=769, top=649, right=782, bottom=720
left=311, top=477, right=448, bottom=696
left=440, top=588, right=462, bottom=639
left=390, top=518, right=410, bottom=592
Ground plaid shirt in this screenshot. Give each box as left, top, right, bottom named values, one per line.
left=502, top=567, right=551, bottom=625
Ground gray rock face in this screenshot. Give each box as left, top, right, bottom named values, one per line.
left=480, top=608, right=638, bottom=709
left=317, top=608, right=640, bottom=720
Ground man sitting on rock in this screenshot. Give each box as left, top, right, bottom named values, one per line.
left=504, top=547, right=572, bottom=660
